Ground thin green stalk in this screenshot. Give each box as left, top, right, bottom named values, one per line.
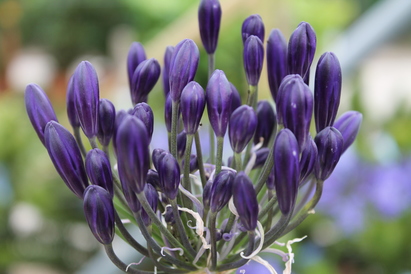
left=234, top=152, right=242, bottom=172
left=147, top=245, right=189, bottom=274
left=264, top=190, right=275, bottom=231
left=209, top=212, right=218, bottom=270
left=217, top=231, right=255, bottom=271
left=183, top=134, right=194, bottom=192
left=215, top=136, right=224, bottom=175
left=103, top=244, right=153, bottom=274
left=89, top=136, right=99, bottom=149
left=170, top=101, right=180, bottom=158
left=73, top=127, right=87, bottom=157
left=194, top=131, right=207, bottom=187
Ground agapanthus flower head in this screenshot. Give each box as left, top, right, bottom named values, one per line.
left=156, top=151, right=181, bottom=200
left=274, top=129, right=300, bottom=215
left=287, top=22, right=316, bottom=84
left=132, top=102, right=154, bottom=142
left=299, top=136, right=318, bottom=184
left=229, top=82, right=242, bottom=111
left=254, top=100, right=276, bottom=147
left=72, top=61, right=100, bottom=138
left=116, top=115, right=150, bottom=194
left=127, top=42, right=147, bottom=89
left=130, top=58, right=161, bottom=104
left=209, top=169, right=235, bottom=212
left=233, top=171, right=258, bottom=231
left=97, top=98, right=116, bottom=147
left=206, top=69, right=233, bottom=137
left=44, top=121, right=88, bottom=199
left=169, top=39, right=200, bottom=102
left=25, top=83, right=58, bottom=145
left=198, top=0, right=222, bottom=54
left=180, top=81, right=206, bottom=135
left=141, top=183, right=159, bottom=226
left=267, top=28, right=287, bottom=102
left=162, top=46, right=174, bottom=97
left=333, top=111, right=363, bottom=153
left=241, top=14, right=265, bottom=44
left=83, top=185, right=115, bottom=245
left=314, top=126, right=344, bottom=181
left=66, top=76, right=80, bottom=128
left=314, top=52, right=342, bottom=133
left=85, top=148, right=114, bottom=197
left=228, top=105, right=257, bottom=153
left=243, top=35, right=264, bottom=86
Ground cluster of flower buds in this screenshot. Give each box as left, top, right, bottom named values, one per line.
left=25, top=0, right=362, bottom=273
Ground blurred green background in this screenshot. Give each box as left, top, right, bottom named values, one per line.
left=1, top=0, right=411, bottom=273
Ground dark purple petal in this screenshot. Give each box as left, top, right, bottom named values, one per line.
left=113, top=110, right=129, bottom=154
left=181, top=81, right=206, bottom=135
left=130, top=58, right=161, bottom=104
left=152, top=148, right=168, bottom=171
left=164, top=95, right=173, bottom=133
left=25, top=83, right=58, bottom=145
left=274, top=129, right=300, bottom=215
left=333, top=111, right=362, bottom=153
left=233, top=172, right=258, bottom=231
left=177, top=131, right=187, bottom=159
left=198, top=0, right=222, bottom=54
left=44, top=121, right=88, bottom=199
left=146, top=169, right=160, bottom=191
left=157, top=152, right=180, bottom=200
left=230, top=82, right=242, bottom=111
left=141, top=183, right=159, bottom=226
left=132, top=102, right=154, bottom=142
left=228, top=105, right=257, bottom=153
left=299, top=136, right=318, bottom=184
left=83, top=185, right=115, bottom=245
left=241, top=14, right=265, bottom=44
left=267, top=29, right=287, bottom=102
left=210, top=170, right=235, bottom=212
left=85, top=148, right=113, bottom=197
left=203, top=180, right=213, bottom=210
left=162, top=46, right=174, bottom=97
left=127, top=42, right=147, bottom=90
left=266, top=168, right=275, bottom=190
left=97, top=98, right=116, bottom=147
left=314, top=52, right=342, bottom=133
left=66, top=76, right=80, bottom=128
left=254, top=100, right=276, bottom=147
left=243, top=35, right=264, bottom=86
left=253, top=147, right=270, bottom=169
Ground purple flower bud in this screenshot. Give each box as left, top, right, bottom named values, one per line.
left=152, top=148, right=168, bottom=171
left=44, top=121, right=88, bottom=199
left=210, top=170, right=235, bottom=212
left=146, top=169, right=160, bottom=191
left=299, top=136, right=318, bottom=184
left=116, top=115, right=150, bottom=194
left=206, top=69, right=233, bottom=137
left=314, top=127, right=343, bottom=181
left=177, top=131, right=187, bottom=159
left=85, top=148, right=113, bottom=197
left=113, top=110, right=129, bottom=154
left=162, top=46, right=174, bottom=97
left=267, top=29, right=287, bottom=102
left=266, top=168, right=275, bottom=190
left=254, top=100, right=276, bottom=147
left=241, top=14, right=265, bottom=44
left=25, top=83, right=58, bottom=145
left=181, top=81, right=205, bottom=135
left=333, top=111, right=362, bottom=153
left=83, top=185, right=115, bottom=245
left=230, top=82, right=242, bottom=111
left=198, top=0, right=222, bottom=54
left=72, top=61, right=100, bottom=138
left=164, top=95, right=173, bottom=133
left=97, top=99, right=116, bottom=147
left=274, top=129, right=300, bottom=215
left=157, top=152, right=180, bottom=200
left=203, top=180, right=213, bottom=210
left=164, top=206, right=178, bottom=224
left=228, top=105, right=257, bottom=153
left=132, top=102, right=154, bottom=142
left=141, top=183, right=159, bottom=226
left=66, top=76, right=80, bottom=128
left=127, top=42, right=147, bottom=90
left=233, top=172, right=258, bottom=231
left=243, top=35, right=264, bottom=86
left=188, top=154, right=199, bottom=173
left=287, top=22, right=316, bottom=84
left=169, top=39, right=199, bottom=102
left=277, top=74, right=313, bottom=149
left=253, top=147, right=270, bottom=169
left=314, top=52, right=342, bottom=133
left=130, top=58, right=161, bottom=104
left=121, top=176, right=141, bottom=213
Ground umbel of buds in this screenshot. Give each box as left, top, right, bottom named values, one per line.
left=25, top=1, right=362, bottom=273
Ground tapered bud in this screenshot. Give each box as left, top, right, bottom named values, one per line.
left=267, top=29, right=287, bottom=102
left=132, top=102, right=154, bottom=142
left=113, top=110, right=129, bottom=154
left=146, top=169, right=160, bottom=191
left=130, top=58, right=161, bottom=104
left=206, top=70, right=233, bottom=137
left=253, top=147, right=270, bottom=169
left=66, top=76, right=80, bottom=128
left=181, top=81, right=206, bottom=134
left=277, top=74, right=313, bottom=149
left=254, top=100, right=276, bottom=147
left=230, top=82, right=242, bottom=111
left=141, top=183, right=159, bottom=226
left=83, top=185, right=115, bottom=245
left=287, top=22, right=316, bottom=84
left=241, top=14, right=265, bottom=44
left=274, top=129, right=300, bottom=215
left=85, top=148, right=113, bottom=197
left=202, top=180, right=213, bottom=210
left=44, top=121, right=88, bottom=199
left=333, top=111, right=362, bottom=153
left=187, top=154, right=199, bottom=173
left=97, top=99, right=116, bottom=147
left=152, top=148, right=168, bottom=171
left=164, top=95, right=173, bottom=132
left=157, top=152, right=180, bottom=200
left=162, top=46, right=174, bottom=97
left=121, top=176, right=141, bottom=213
left=177, top=131, right=187, bottom=159
left=229, top=105, right=257, bottom=153
left=243, top=35, right=264, bottom=86
left=233, top=172, right=258, bottom=231
left=266, top=168, right=275, bottom=190
left=314, top=127, right=343, bottom=180
left=169, top=39, right=199, bottom=102
left=127, top=42, right=147, bottom=89
left=314, top=52, right=342, bottom=132
left=210, top=170, right=235, bottom=212
left=198, top=0, right=222, bottom=54
left=299, top=136, right=318, bottom=184
left=25, top=84, right=58, bottom=145
left=72, top=61, right=100, bottom=138
left=116, top=116, right=150, bottom=193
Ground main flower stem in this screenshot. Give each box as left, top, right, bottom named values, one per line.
left=194, top=131, right=207, bottom=187
left=171, top=100, right=180, bottom=158
left=215, top=136, right=224, bottom=175
left=209, top=211, right=218, bottom=271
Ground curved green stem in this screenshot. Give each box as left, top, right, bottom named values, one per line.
left=194, top=132, right=207, bottom=187
left=103, top=244, right=154, bottom=274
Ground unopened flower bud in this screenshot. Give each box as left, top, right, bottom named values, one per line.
left=97, top=98, right=116, bottom=147
left=333, top=111, right=362, bottom=153
left=253, top=147, right=270, bottom=169
left=314, top=127, right=343, bottom=180
left=243, top=35, right=264, bottom=86
left=181, top=81, right=205, bottom=135
left=132, top=102, right=154, bottom=142
left=241, top=14, right=265, bottom=44
left=299, top=136, right=318, bottom=184
left=210, top=170, right=235, bottom=212
left=85, top=148, right=113, bottom=197
left=233, top=172, right=258, bottom=231
left=254, top=100, right=276, bottom=147
left=130, top=58, right=161, bottom=104
left=162, top=46, right=174, bottom=97
left=198, top=0, right=222, bottom=54
left=141, top=183, right=159, bottom=226
left=267, top=29, right=287, bottom=102
left=228, top=105, right=257, bottom=153
left=177, top=131, right=187, bottom=159
left=157, top=152, right=181, bottom=200
left=66, top=76, right=79, bottom=128
left=230, top=82, right=242, bottom=111
left=127, top=42, right=147, bottom=89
